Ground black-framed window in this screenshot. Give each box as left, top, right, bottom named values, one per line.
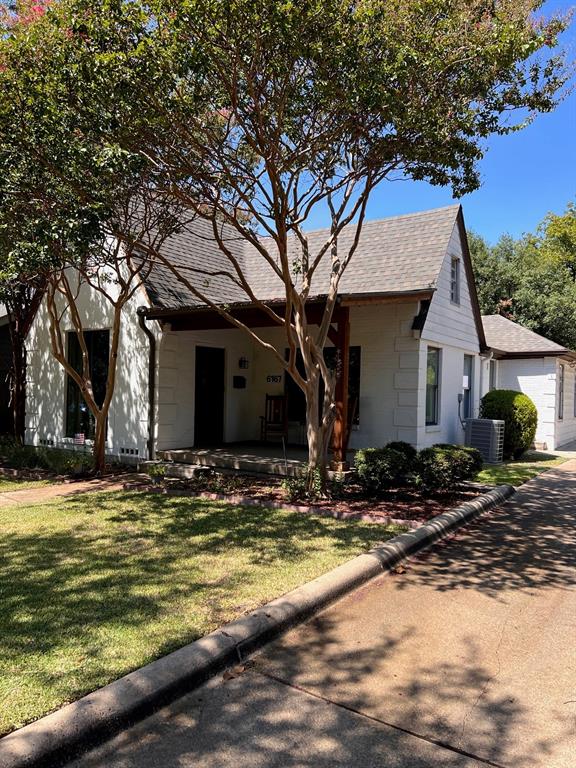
left=450, top=257, right=460, bottom=304
left=284, top=347, right=361, bottom=427
left=426, top=347, right=441, bottom=426
left=65, top=330, right=110, bottom=438
left=558, top=363, right=565, bottom=420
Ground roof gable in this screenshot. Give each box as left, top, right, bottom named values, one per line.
left=143, top=205, right=462, bottom=310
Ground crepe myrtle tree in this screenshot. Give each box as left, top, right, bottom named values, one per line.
left=41, top=198, right=181, bottom=475
left=0, top=164, right=178, bottom=472
left=3, top=0, right=570, bottom=486
left=0, top=4, right=187, bottom=472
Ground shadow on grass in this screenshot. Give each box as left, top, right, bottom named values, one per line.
left=0, top=492, right=395, bottom=734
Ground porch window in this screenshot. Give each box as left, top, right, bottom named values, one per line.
left=65, top=330, right=110, bottom=439
left=426, top=347, right=441, bottom=426
left=284, top=346, right=361, bottom=427
left=463, top=354, right=474, bottom=419
left=558, top=363, right=564, bottom=420
left=450, top=258, right=460, bottom=304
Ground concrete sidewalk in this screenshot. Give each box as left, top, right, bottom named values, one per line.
left=69, top=461, right=576, bottom=768
left=0, top=476, right=135, bottom=507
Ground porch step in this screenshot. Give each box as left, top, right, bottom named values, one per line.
left=156, top=447, right=306, bottom=477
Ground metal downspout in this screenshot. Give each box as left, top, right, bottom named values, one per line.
left=137, top=307, right=156, bottom=460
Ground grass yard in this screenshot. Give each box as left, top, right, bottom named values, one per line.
left=0, top=490, right=404, bottom=736
left=476, top=451, right=567, bottom=486
left=0, top=476, right=51, bottom=492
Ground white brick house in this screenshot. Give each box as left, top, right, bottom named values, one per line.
left=24, top=205, right=488, bottom=463
left=480, top=315, right=576, bottom=451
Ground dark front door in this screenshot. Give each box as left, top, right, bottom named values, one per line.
left=194, top=346, right=225, bottom=446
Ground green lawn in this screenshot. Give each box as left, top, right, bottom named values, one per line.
left=476, top=451, right=567, bottom=486
left=0, top=476, right=51, bottom=492
left=0, top=491, right=404, bottom=736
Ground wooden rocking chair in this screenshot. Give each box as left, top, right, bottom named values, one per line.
left=260, top=394, right=288, bottom=442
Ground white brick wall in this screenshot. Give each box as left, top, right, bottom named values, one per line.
left=495, top=357, right=557, bottom=449
left=25, top=268, right=157, bottom=459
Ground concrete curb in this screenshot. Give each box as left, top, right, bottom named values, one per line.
left=0, top=483, right=515, bottom=768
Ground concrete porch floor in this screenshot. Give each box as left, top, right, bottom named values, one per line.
left=157, top=444, right=354, bottom=477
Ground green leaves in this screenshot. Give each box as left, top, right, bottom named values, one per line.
left=470, top=202, right=576, bottom=350
left=0, top=0, right=570, bottom=281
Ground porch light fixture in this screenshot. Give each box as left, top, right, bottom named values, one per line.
left=239, top=356, right=250, bottom=369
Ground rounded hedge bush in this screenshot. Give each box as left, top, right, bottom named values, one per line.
left=416, top=444, right=483, bottom=491
left=479, top=389, right=537, bottom=459
left=354, top=441, right=415, bottom=494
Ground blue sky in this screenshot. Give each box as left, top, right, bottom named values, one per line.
left=310, top=1, right=576, bottom=244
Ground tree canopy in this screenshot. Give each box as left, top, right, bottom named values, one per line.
left=469, top=201, right=576, bottom=350
left=0, top=0, right=570, bottom=480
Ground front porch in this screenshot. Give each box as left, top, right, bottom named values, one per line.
left=157, top=443, right=356, bottom=478
left=151, top=299, right=426, bottom=465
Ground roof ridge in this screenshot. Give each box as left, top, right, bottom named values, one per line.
left=288, top=204, right=461, bottom=239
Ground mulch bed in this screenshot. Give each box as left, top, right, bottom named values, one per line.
left=124, top=473, right=479, bottom=526
left=0, top=466, right=53, bottom=480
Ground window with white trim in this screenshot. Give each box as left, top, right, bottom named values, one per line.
left=463, top=355, right=474, bottom=419
left=558, top=363, right=565, bottom=420
left=450, top=258, right=460, bottom=304
left=489, top=359, right=498, bottom=391
left=426, top=348, right=441, bottom=426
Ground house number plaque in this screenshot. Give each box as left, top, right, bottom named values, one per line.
left=266, top=375, right=282, bottom=384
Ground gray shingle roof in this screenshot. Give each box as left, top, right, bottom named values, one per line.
left=482, top=314, right=568, bottom=356
left=144, top=205, right=461, bottom=310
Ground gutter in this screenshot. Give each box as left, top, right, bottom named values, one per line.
left=144, top=289, right=436, bottom=321
left=137, top=307, right=156, bottom=461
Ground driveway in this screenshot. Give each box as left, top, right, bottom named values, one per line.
left=69, top=461, right=576, bottom=768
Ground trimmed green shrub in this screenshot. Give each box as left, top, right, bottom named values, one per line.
left=384, top=441, right=418, bottom=463
left=0, top=437, right=94, bottom=475
left=416, top=444, right=483, bottom=491
left=0, top=437, right=40, bottom=469
left=354, top=442, right=415, bottom=494
left=480, top=389, right=537, bottom=459
left=434, top=444, right=484, bottom=477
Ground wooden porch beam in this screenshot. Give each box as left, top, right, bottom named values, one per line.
left=331, top=306, right=350, bottom=470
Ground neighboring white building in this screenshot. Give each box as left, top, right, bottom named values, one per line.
left=24, top=205, right=487, bottom=464
left=480, top=315, right=576, bottom=451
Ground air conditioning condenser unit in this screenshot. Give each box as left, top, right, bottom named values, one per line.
left=465, top=419, right=505, bottom=464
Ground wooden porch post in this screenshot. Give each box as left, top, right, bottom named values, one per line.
left=331, top=307, right=350, bottom=470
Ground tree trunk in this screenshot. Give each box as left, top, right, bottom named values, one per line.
left=93, top=415, right=107, bottom=475
left=9, top=333, right=26, bottom=442
left=304, top=374, right=331, bottom=492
